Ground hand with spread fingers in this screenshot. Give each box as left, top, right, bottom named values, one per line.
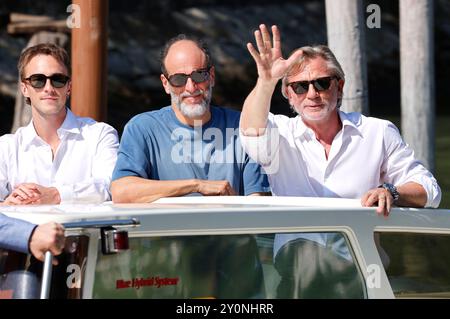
left=240, top=24, right=306, bottom=135
left=361, top=188, right=394, bottom=217
left=247, top=24, right=304, bottom=83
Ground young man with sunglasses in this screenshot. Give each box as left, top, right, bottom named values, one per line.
left=0, top=43, right=119, bottom=205
left=111, top=34, right=269, bottom=203
left=239, top=25, right=441, bottom=297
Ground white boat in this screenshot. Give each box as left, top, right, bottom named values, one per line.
left=1, top=196, right=450, bottom=299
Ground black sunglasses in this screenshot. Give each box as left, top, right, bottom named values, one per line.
left=288, top=76, right=338, bottom=95
left=166, top=67, right=210, bottom=87
left=24, top=73, right=70, bottom=89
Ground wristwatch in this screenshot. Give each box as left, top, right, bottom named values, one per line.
left=378, top=183, right=399, bottom=202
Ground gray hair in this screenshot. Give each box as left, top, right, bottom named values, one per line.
left=281, top=45, right=345, bottom=107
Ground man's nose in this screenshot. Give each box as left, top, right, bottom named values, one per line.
left=43, top=78, right=55, bottom=92
left=184, top=77, right=197, bottom=93
left=306, top=83, right=319, bottom=99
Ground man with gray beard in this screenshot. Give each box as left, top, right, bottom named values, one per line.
left=111, top=34, right=270, bottom=203
left=110, top=35, right=269, bottom=299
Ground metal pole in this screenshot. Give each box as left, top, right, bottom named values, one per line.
left=40, top=251, right=53, bottom=299
left=71, top=0, right=108, bottom=121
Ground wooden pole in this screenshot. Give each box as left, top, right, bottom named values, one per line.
left=325, top=0, right=369, bottom=115
left=71, top=0, right=108, bottom=121
left=400, top=0, right=435, bottom=172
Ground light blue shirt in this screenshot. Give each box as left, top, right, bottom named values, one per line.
left=113, top=106, right=269, bottom=195
left=0, top=213, right=35, bottom=254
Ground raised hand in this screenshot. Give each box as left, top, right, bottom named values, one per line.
left=247, top=24, right=303, bottom=82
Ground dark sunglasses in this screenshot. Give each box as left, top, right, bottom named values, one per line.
left=166, top=67, right=210, bottom=87
left=288, top=76, right=338, bottom=95
left=24, top=73, right=70, bottom=89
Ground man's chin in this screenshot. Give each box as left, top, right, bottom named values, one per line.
left=35, top=104, right=66, bottom=116
left=180, top=103, right=209, bottom=118
left=300, top=111, right=328, bottom=122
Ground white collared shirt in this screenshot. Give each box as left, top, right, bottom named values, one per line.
left=240, top=110, right=441, bottom=208
left=0, top=109, right=119, bottom=203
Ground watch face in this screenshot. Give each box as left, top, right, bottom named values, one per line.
left=383, top=183, right=399, bottom=201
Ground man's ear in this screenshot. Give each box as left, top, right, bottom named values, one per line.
left=67, top=80, right=72, bottom=96
left=20, top=81, right=29, bottom=98
left=209, top=66, right=215, bottom=87
left=338, top=79, right=345, bottom=97
left=282, top=82, right=294, bottom=101
left=160, top=74, right=171, bottom=94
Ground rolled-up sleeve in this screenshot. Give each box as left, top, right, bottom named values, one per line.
left=382, top=122, right=441, bottom=208
left=239, top=114, right=281, bottom=174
